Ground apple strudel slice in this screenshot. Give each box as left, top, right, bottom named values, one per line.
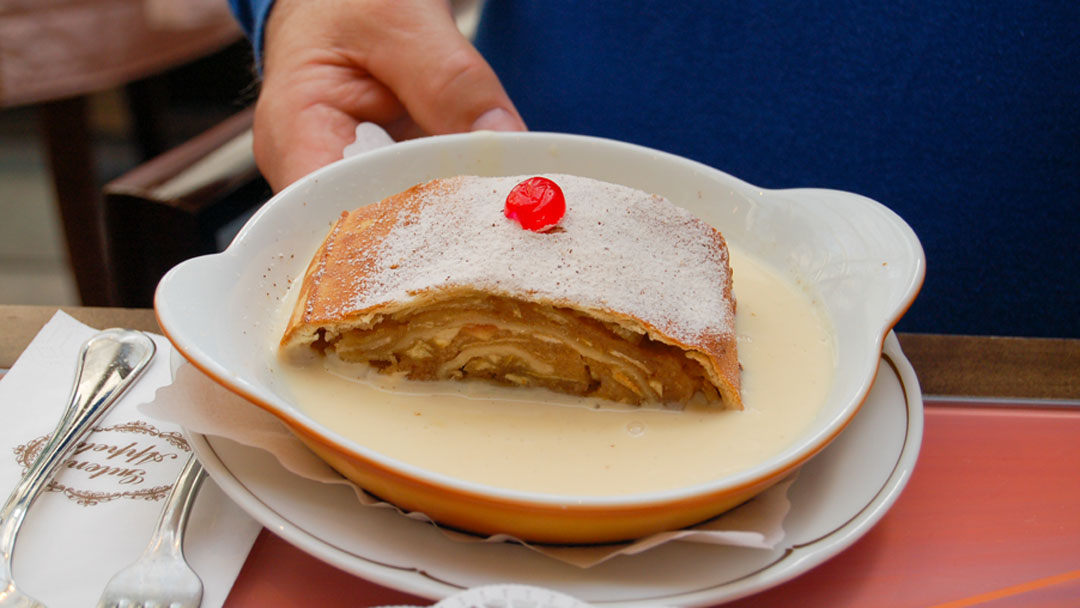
left=281, top=174, right=741, bottom=409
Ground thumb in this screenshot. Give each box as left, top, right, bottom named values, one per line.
left=366, top=5, right=526, bottom=135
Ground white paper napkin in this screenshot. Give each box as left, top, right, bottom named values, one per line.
left=0, top=311, right=261, bottom=608
left=342, top=121, right=395, bottom=158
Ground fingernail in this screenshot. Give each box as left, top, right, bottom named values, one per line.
left=471, top=108, right=525, bottom=132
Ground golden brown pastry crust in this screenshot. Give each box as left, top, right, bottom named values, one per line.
left=282, top=175, right=741, bottom=409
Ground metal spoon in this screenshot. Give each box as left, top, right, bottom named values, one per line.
left=0, top=329, right=156, bottom=608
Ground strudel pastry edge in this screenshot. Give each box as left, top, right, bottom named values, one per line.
left=281, top=175, right=741, bottom=409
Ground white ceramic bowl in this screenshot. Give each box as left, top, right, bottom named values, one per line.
left=155, top=131, right=924, bottom=543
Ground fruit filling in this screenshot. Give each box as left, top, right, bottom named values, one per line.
left=316, top=291, right=722, bottom=405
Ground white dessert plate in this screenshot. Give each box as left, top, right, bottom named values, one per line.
left=156, top=130, right=925, bottom=542
left=189, top=332, right=921, bottom=607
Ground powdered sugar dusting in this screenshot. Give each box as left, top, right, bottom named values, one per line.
left=348, top=174, right=732, bottom=342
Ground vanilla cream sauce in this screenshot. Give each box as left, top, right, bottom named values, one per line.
left=274, top=248, right=835, bottom=496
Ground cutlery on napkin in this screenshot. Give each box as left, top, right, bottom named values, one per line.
left=0, top=312, right=261, bottom=608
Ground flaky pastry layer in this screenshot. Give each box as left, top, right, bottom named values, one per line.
left=281, top=175, right=741, bottom=408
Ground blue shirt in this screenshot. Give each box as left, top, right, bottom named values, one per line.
left=230, top=0, right=1080, bottom=337
left=228, top=0, right=273, bottom=61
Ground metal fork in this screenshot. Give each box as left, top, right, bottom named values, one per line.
left=96, top=455, right=207, bottom=608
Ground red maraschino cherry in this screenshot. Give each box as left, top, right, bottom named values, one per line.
left=504, top=176, right=566, bottom=232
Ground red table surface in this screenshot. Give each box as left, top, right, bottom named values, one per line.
left=223, top=400, right=1080, bottom=607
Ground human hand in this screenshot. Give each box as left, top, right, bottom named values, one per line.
left=253, top=0, right=526, bottom=191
